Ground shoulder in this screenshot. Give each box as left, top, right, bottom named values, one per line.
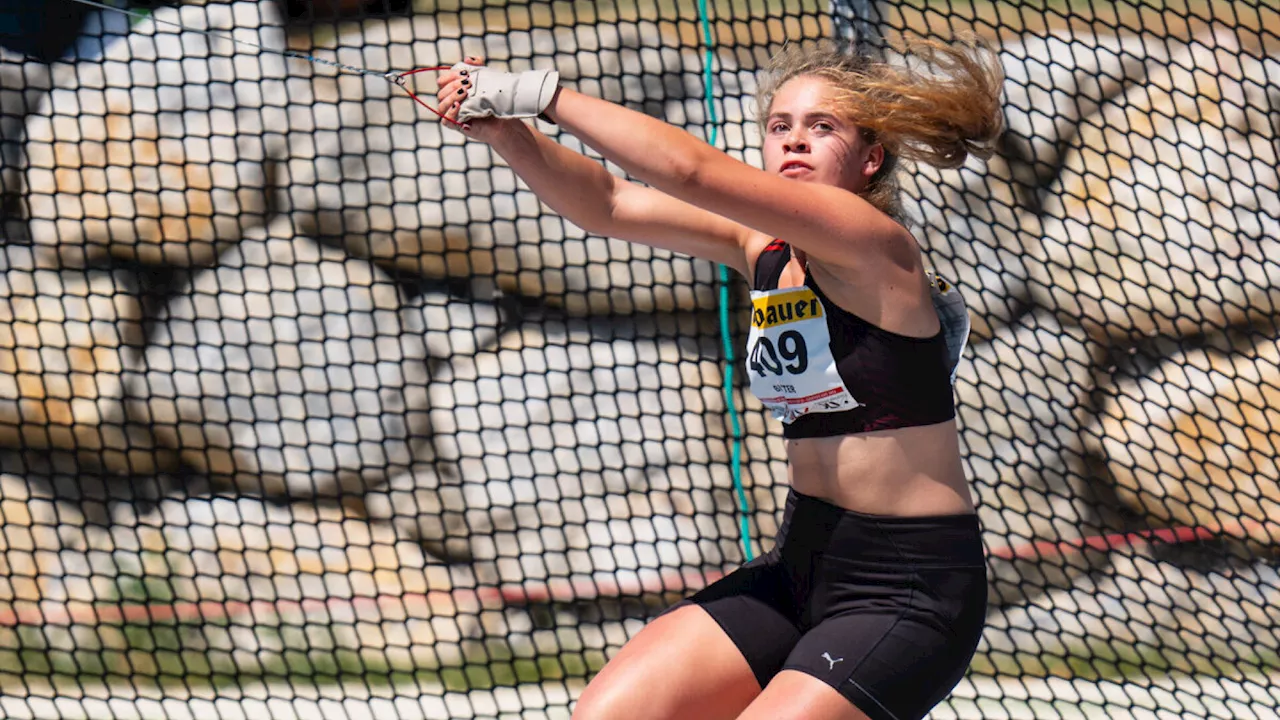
left=860, top=220, right=921, bottom=271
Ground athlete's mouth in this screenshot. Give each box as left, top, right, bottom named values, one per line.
left=780, top=160, right=813, bottom=174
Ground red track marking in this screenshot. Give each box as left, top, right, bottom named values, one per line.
left=987, top=519, right=1270, bottom=561
left=0, top=521, right=1266, bottom=628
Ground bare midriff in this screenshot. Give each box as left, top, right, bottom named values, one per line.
left=785, top=422, right=974, bottom=517
left=763, top=244, right=976, bottom=519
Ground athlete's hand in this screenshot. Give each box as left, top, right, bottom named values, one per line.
left=434, top=56, right=508, bottom=143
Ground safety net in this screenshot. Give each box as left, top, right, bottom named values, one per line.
left=0, top=0, right=1276, bottom=718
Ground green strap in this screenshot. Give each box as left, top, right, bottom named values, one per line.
left=697, top=0, right=753, bottom=562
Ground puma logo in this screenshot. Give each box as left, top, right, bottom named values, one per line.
left=822, top=652, right=844, bottom=670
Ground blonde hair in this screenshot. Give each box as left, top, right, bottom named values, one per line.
left=757, top=35, right=1006, bottom=220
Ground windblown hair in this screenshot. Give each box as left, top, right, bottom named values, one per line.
left=757, top=35, right=1006, bottom=221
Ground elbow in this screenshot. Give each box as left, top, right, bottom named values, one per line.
left=623, top=131, right=706, bottom=196
left=576, top=215, right=612, bottom=238
left=577, top=175, right=622, bottom=237
left=536, top=173, right=619, bottom=237
left=664, top=152, right=704, bottom=197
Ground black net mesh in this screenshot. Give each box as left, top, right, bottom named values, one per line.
left=0, top=0, right=1276, bottom=718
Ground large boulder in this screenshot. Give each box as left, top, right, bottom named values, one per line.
left=0, top=473, right=91, bottom=604
left=0, top=246, right=168, bottom=474
left=996, top=31, right=1168, bottom=207
left=364, top=313, right=758, bottom=573
left=22, top=1, right=287, bottom=269
left=908, top=31, right=1176, bottom=341
left=905, top=158, right=1040, bottom=341
left=980, top=549, right=1279, bottom=685
left=100, top=493, right=432, bottom=604
left=1031, top=29, right=1280, bottom=345
left=1086, top=331, right=1280, bottom=546
left=128, top=219, right=432, bottom=499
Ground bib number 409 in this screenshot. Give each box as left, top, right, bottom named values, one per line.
left=749, top=330, right=808, bottom=376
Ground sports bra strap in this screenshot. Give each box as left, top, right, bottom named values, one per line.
left=753, top=240, right=792, bottom=290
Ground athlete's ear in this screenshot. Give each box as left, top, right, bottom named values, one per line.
left=863, top=143, right=885, bottom=179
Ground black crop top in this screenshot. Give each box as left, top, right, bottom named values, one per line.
left=745, top=240, right=966, bottom=439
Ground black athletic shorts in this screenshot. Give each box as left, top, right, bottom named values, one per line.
left=666, top=489, right=988, bottom=720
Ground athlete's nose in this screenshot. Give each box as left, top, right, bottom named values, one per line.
left=783, top=128, right=809, bottom=154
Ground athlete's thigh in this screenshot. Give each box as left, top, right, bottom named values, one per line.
left=737, top=669, right=872, bottom=720
left=570, top=605, right=760, bottom=720
left=743, top=578, right=986, bottom=720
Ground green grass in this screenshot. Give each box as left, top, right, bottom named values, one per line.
left=0, top=619, right=609, bottom=697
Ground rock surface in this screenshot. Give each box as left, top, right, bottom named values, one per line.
left=1, top=12, right=1279, bottom=713
left=1087, top=331, right=1280, bottom=545
left=365, top=313, right=757, bottom=571
left=983, top=549, right=1280, bottom=684
left=956, top=310, right=1111, bottom=603
left=130, top=220, right=431, bottom=498
left=0, top=246, right=161, bottom=473
left=22, top=1, right=287, bottom=269
left=1033, top=30, right=1280, bottom=344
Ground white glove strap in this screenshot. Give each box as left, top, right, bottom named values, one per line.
left=453, top=64, right=560, bottom=122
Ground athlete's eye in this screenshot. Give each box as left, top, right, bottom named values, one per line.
left=813, top=121, right=834, bottom=132
left=769, top=122, right=789, bottom=134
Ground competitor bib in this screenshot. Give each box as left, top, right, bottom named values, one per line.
left=746, top=286, right=860, bottom=423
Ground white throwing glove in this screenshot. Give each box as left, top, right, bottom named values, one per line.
left=453, top=62, right=560, bottom=122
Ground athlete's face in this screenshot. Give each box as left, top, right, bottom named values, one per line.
left=762, top=75, right=883, bottom=192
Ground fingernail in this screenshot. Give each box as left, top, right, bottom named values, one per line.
left=461, top=79, right=470, bottom=86
left=457, top=88, right=465, bottom=94
left=460, top=70, right=468, bottom=76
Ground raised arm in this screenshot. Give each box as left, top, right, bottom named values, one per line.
left=540, top=87, right=911, bottom=271
left=436, top=41, right=1004, bottom=277
left=485, top=119, right=755, bottom=276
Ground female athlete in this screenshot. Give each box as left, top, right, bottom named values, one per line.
left=432, top=36, right=1004, bottom=720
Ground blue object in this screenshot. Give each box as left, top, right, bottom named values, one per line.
left=697, top=0, right=754, bottom=562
